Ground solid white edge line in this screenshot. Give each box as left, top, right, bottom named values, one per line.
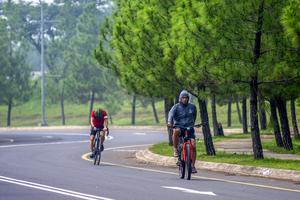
left=0, top=176, right=114, bottom=200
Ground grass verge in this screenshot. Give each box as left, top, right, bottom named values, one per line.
left=150, top=142, right=300, bottom=171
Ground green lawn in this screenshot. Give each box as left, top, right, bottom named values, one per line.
left=262, top=139, right=300, bottom=155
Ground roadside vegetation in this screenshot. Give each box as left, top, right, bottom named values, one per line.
left=0, top=91, right=252, bottom=127
left=150, top=141, right=300, bottom=171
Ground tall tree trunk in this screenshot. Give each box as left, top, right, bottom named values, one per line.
left=211, top=93, right=219, bottom=136
left=258, top=93, right=267, bottom=130
left=242, top=97, right=248, bottom=133
left=276, top=97, right=293, bottom=150
left=249, top=0, right=265, bottom=160
left=270, top=98, right=283, bottom=147
left=109, top=115, right=113, bottom=125
left=131, top=94, right=136, bottom=125
left=164, top=98, right=174, bottom=123
left=250, top=77, right=264, bottom=159
left=60, top=82, right=65, bottom=125
left=227, top=97, right=232, bottom=127
left=235, top=96, right=242, bottom=124
left=88, top=90, right=95, bottom=123
left=198, top=96, right=215, bottom=156
left=7, top=99, right=12, bottom=127
left=151, top=99, right=159, bottom=124
left=290, top=97, right=300, bottom=140
left=164, top=97, right=174, bottom=146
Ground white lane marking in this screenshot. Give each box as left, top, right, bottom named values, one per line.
left=0, top=140, right=88, bottom=148
left=105, top=144, right=153, bottom=151
left=44, top=136, right=53, bottom=139
left=0, top=138, right=15, bottom=143
left=162, top=186, right=216, bottom=196
left=133, top=133, right=146, bottom=135
left=112, top=150, right=138, bottom=152
left=0, top=176, right=115, bottom=200
left=0, top=135, right=113, bottom=149
left=106, top=135, right=114, bottom=140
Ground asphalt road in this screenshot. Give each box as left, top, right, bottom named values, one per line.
left=0, top=127, right=299, bottom=200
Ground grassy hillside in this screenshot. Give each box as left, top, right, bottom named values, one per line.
left=0, top=96, right=299, bottom=128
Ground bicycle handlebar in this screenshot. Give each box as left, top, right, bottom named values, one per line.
left=170, top=123, right=206, bottom=129
left=94, top=127, right=109, bottom=136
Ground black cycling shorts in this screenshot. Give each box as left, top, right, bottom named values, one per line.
left=90, top=126, right=104, bottom=136
left=175, top=127, right=196, bottom=139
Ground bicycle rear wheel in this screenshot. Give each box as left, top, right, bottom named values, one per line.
left=185, top=144, right=192, bottom=180
left=93, top=136, right=99, bottom=165
left=93, top=136, right=102, bottom=165
left=96, top=137, right=102, bottom=165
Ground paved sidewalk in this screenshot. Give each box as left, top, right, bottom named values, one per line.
left=214, top=135, right=300, bottom=161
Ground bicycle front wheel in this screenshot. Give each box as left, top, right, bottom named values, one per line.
left=185, top=144, right=192, bottom=180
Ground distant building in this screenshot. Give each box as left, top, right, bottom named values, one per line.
left=30, top=71, right=41, bottom=80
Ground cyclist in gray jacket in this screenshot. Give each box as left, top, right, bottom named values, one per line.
left=167, top=90, right=198, bottom=173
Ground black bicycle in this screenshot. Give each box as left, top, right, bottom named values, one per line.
left=93, top=128, right=109, bottom=165
left=177, top=124, right=202, bottom=180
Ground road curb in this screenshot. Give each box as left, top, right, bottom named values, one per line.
left=136, top=149, right=300, bottom=182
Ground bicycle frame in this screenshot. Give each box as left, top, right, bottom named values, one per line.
left=182, top=131, right=193, bottom=161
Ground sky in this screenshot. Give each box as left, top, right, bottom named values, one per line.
left=24, top=0, right=54, bottom=4
left=1, top=0, right=55, bottom=4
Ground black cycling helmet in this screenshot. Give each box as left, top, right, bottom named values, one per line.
left=94, top=108, right=102, bottom=119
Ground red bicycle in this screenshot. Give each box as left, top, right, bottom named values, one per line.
left=177, top=124, right=202, bottom=180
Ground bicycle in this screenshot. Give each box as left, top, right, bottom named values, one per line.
left=93, top=128, right=109, bottom=165
left=176, top=124, right=202, bottom=180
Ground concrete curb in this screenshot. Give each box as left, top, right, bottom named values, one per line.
left=136, top=149, right=300, bottom=182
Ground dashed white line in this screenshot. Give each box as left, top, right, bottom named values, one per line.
left=133, top=133, right=146, bottom=135
left=162, top=186, right=216, bottom=196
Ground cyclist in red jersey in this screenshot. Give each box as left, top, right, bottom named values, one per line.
left=89, top=108, right=108, bottom=158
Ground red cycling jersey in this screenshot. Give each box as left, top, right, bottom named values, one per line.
left=91, top=110, right=108, bottom=128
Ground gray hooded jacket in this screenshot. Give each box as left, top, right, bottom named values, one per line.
left=167, top=90, right=197, bottom=128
